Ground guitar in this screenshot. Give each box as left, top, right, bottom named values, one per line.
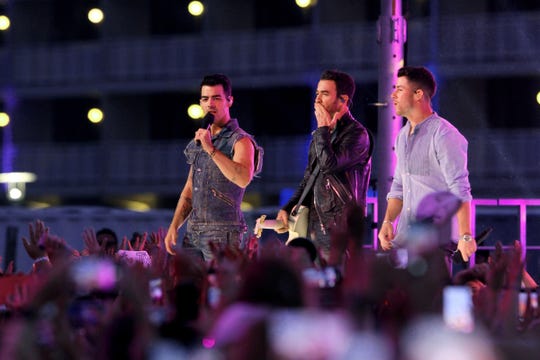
left=254, top=205, right=309, bottom=244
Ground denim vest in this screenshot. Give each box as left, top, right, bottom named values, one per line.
left=184, top=119, right=251, bottom=233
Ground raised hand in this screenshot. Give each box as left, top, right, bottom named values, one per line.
left=82, top=228, right=101, bottom=255
left=0, top=257, right=13, bottom=275
left=149, top=228, right=168, bottom=275
left=39, top=234, right=75, bottom=265
left=120, top=236, right=133, bottom=251
left=22, top=220, right=48, bottom=260
left=132, top=232, right=148, bottom=251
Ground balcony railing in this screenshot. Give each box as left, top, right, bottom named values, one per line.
left=0, top=12, right=538, bottom=94
left=4, top=129, right=540, bottom=200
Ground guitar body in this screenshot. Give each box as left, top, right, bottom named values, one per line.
left=287, top=205, right=309, bottom=242
left=254, top=205, right=310, bottom=243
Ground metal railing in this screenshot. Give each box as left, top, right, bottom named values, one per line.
left=4, top=129, right=540, bottom=199
left=0, top=12, right=538, bottom=93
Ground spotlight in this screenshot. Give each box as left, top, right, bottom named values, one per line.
left=0, top=172, right=37, bottom=203
left=88, top=8, right=105, bottom=24
left=188, top=104, right=203, bottom=119
left=0, top=112, right=9, bottom=127
left=0, top=15, right=10, bottom=31
left=188, top=1, right=204, bottom=16
left=7, top=183, right=24, bottom=201
left=295, top=0, right=316, bottom=8
left=88, top=108, right=104, bottom=123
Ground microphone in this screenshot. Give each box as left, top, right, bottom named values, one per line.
left=196, top=113, right=214, bottom=146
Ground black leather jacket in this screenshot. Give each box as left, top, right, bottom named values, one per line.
left=283, top=113, right=372, bottom=231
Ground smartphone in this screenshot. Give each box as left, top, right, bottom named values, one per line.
left=268, top=310, right=351, bottom=359
left=149, top=278, right=163, bottom=304
left=518, top=289, right=538, bottom=318
left=71, top=257, right=118, bottom=296
left=443, top=286, right=474, bottom=333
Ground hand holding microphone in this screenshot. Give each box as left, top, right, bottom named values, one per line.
left=196, top=112, right=215, bottom=146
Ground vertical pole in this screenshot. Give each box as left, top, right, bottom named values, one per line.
left=376, top=0, right=406, bottom=247
left=4, top=226, right=18, bottom=272
left=2, top=1, right=16, bottom=196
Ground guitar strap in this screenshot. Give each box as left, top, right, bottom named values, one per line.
left=291, top=126, right=338, bottom=216
left=291, top=163, right=320, bottom=216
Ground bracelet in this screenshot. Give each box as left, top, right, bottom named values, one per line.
left=33, top=256, right=49, bottom=264
left=382, top=220, right=394, bottom=226
left=209, top=147, right=217, bottom=158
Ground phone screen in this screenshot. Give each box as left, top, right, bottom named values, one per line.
left=149, top=278, right=163, bottom=303
left=71, top=258, right=118, bottom=296
left=518, top=289, right=538, bottom=318
left=443, top=286, right=474, bottom=333
left=268, top=310, right=351, bottom=359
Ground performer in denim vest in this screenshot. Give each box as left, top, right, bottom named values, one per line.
left=165, top=74, right=260, bottom=261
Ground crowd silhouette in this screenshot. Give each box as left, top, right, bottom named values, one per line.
left=1, top=206, right=539, bottom=359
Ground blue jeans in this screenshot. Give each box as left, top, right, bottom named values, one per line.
left=183, top=229, right=243, bottom=261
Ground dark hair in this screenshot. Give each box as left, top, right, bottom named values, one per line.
left=200, top=74, right=232, bottom=98
left=453, top=263, right=489, bottom=286
left=96, top=228, right=118, bottom=250
left=397, top=66, right=437, bottom=99
left=320, top=69, right=355, bottom=105
left=237, top=257, right=304, bottom=308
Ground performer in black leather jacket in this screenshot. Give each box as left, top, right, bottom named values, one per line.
left=277, top=70, right=372, bottom=261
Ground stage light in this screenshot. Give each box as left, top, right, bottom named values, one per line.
left=188, top=1, right=204, bottom=16
left=0, top=172, right=37, bottom=203
left=188, top=104, right=203, bottom=119
left=0, top=15, right=10, bottom=31
left=0, top=112, right=9, bottom=127
left=295, top=0, right=316, bottom=8
left=536, top=91, right=540, bottom=105
left=88, top=8, right=105, bottom=24
left=88, top=107, right=104, bottom=123
left=7, top=183, right=23, bottom=201
left=122, top=200, right=151, bottom=212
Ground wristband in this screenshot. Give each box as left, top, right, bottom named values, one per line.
left=383, top=220, right=394, bottom=226
left=33, top=256, right=49, bottom=264
left=209, top=147, right=217, bottom=158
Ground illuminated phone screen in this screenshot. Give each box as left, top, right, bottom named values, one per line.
left=443, top=286, right=474, bottom=333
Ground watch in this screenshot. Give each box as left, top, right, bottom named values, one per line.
left=461, top=234, right=473, bottom=242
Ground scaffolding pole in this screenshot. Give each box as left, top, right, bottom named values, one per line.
left=376, top=0, right=406, bottom=247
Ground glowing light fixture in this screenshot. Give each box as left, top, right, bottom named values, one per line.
left=88, top=108, right=104, bottom=123
left=240, top=201, right=254, bottom=212
left=536, top=91, right=540, bottom=105
left=0, top=112, right=9, bottom=127
left=0, top=172, right=37, bottom=202
left=122, top=200, right=151, bottom=212
left=0, top=15, right=10, bottom=31
left=88, top=8, right=105, bottom=24
left=188, top=104, right=204, bottom=119
left=188, top=1, right=204, bottom=16
left=8, top=185, right=23, bottom=201
left=295, top=0, right=315, bottom=8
